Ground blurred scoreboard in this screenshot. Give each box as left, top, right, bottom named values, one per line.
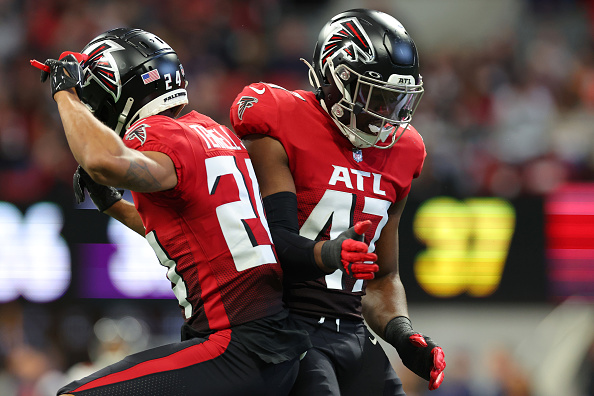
left=545, top=184, right=594, bottom=300
left=1, top=184, right=593, bottom=303
left=399, top=183, right=594, bottom=302
left=398, top=196, right=548, bottom=302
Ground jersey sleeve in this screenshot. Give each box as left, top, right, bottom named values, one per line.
left=122, top=116, right=188, bottom=199
left=394, top=125, right=427, bottom=200
left=229, top=82, right=279, bottom=139
left=409, top=126, right=427, bottom=179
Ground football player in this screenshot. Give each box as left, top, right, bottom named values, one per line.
left=39, top=28, right=318, bottom=396
left=229, top=9, right=446, bottom=395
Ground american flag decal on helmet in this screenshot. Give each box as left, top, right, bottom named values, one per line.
left=320, top=17, right=375, bottom=74
left=237, top=96, right=258, bottom=120
left=81, top=40, right=125, bottom=101
left=142, top=69, right=160, bottom=84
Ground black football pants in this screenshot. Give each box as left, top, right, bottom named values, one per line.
left=288, top=314, right=406, bottom=396
left=58, top=328, right=300, bottom=396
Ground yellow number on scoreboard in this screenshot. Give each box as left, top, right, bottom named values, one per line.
left=412, top=197, right=516, bottom=297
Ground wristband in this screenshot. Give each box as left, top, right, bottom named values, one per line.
left=263, top=192, right=326, bottom=281
left=384, top=316, right=413, bottom=346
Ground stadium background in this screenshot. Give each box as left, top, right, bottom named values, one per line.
left=0, top=0, right=593, bottom=395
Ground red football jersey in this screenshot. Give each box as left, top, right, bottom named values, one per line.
left=123, top=111, right=284, bottom=333
left=231, top=83, right=426, bottom=320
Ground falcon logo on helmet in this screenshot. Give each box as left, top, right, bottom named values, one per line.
left=124, top=123, right=149, bottom=146
left=81, top=40, right=125, bottom=102
left=237, top=96, right=258, bottom=121
left=320, top=17, right=375, bottom=76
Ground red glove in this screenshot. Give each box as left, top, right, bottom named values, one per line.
left=32, top=51, right=88, bottom=98
left=320, top=220, right=379, bottom=280
left=385, top=316, right=446, bottom=390
left=409, top=334, right=446, bottom=390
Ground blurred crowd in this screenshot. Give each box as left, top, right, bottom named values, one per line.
left=0, top=0, right=593, bottom=207
left=1, top=300, right=593, bottom=396
left=410, top=0, right=594, bottom=200
left=1, top=0, right=594, bottom=395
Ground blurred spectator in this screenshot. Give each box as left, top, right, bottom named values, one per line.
left=62, top=316, right=149, bottom=386
left=421, top=349, right=474, bottom=396
left=4, top=344, right=66, bottom=396
left=487, top=346, right=533, bottom=396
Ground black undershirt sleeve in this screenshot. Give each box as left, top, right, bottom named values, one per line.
left=263, top=191, right=328, bottom=281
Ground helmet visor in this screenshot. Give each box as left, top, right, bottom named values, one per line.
left=329, top=63, right=424, bottom=148
left=355, top=79, right=423, bottom=123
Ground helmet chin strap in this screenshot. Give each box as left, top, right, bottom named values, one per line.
left=301, top=58, right=322, bottom=91
left=301, top=58, right=331, bottom=114
left=115, top=97, right=135, bottom=136
left=303, top=57, right=360, bottom=145
left=328, top=59, right=376, bottom=149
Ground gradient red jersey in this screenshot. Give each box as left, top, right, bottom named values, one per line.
left=230, top=83, right=426, bottom=320
left=123, top=111, right=284, bottom=333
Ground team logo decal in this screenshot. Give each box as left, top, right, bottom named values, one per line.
left=320, top=17, right=375, bottom=75
left=81, top=40, right=125, bottom=101
left=237, top=96, right=258, bottom=120
left=353, top=148, right=363, bottom=162
left=124, top=123, right=149, bottom=146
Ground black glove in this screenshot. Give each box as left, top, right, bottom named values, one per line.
left=385, top=316, right=446, bottom=390
left=40, top=54, right=84, bottom=98
left=320, top=220, right=379, bottom=280
left=73, top=166, right=123, bottom=212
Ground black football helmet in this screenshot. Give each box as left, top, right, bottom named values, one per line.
left=78, top=28, right=188, bottom=137
left=305, top=9, right=424, bottom=149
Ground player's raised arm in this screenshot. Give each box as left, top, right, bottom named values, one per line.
left=39, top=55, right=177, bottom=193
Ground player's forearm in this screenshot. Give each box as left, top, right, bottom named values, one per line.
left=104, top=199, right=146, bottom=236
left=55, top=89, right=128, bottom=178
left=362, top=272, right=409, bottom=338
left=262, top=192, right=329, bottom=280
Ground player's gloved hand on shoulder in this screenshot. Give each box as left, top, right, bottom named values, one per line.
left=40, top=54, right=84, bottom=98
left=320, top=220, right=379, bottom=280
left=385, top=316, right=446, bottom=391
left=73, top=165, right=123, bottom=212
